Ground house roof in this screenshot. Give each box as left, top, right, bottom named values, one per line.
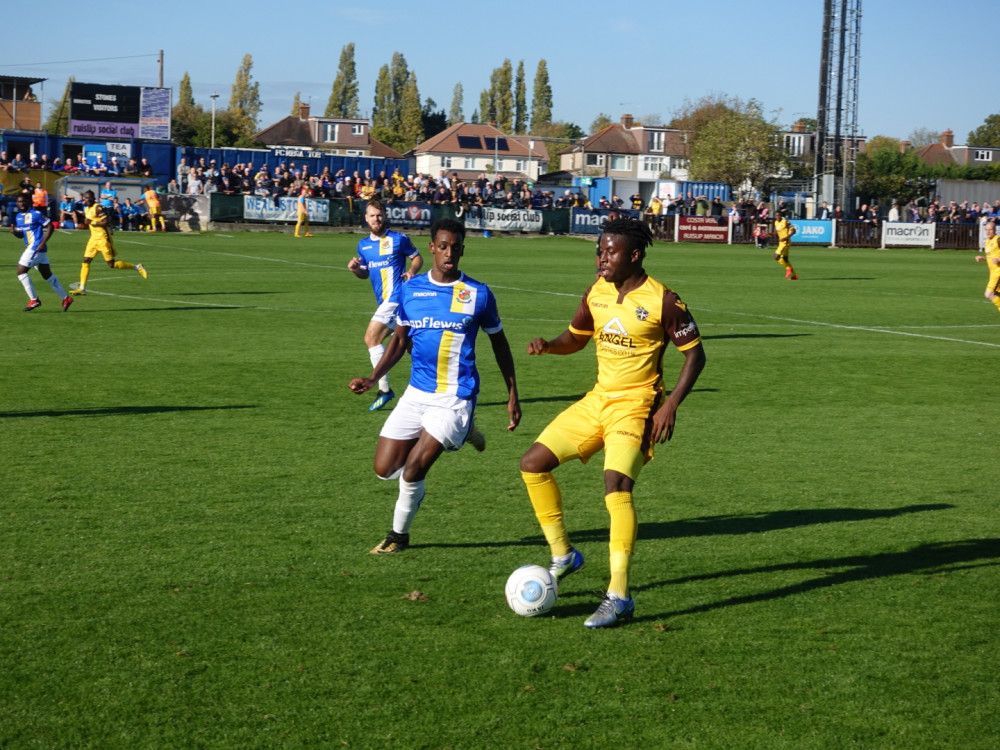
left=253, top=115, right=404, bottom=159
left=916, top=142, right=955, bottom=166
left=413, top=122, right=536, bottom=157
left=556, top=123, right=690, bottom=158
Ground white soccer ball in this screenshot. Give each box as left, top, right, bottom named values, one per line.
left=505, top=564, right=558, bottom=617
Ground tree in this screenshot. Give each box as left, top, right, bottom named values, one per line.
left=856, top=135, right=933, bottom=206
left=683, top=96, right=788, bottom=193
left=907, top=127, right=940, bottom=149
left=326, top=43, right=360, bottom=118
left=228, top=54, right=262, bottom=146
left=448, top=83, right=464, bottom=126
left=422, top=97, right=447, bottom=141
left=531, top=121, right=585, bottom=171
left=479, top=89, right=493, bottom=124
left=514, top=60, right=526, bottom=134
left=492, top=60, right=514, bottom=132
left=371, top=64, right=394, bottom=145
left=968, top=115, right=1000, bottom=147
left=590, top=113, right=613, bottom=132
left=290, top=92, right=301, bottom=116
left=531, top=60, right=552, bottom=131
left=171, top=72, right=203, bottom=145
left=43, top=76, right=73, bottom=135
left=398, top=73, right=425, bottom=152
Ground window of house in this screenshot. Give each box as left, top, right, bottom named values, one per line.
left=648, top=131, right=664, bottom=152
left=610, top=155, right=632, bottom=171
left=585, top=153, right=604, bottom=167
left=784, top=134, right=805, bottom=157
left=642, top=157, right=663, bottom=174
left=351, top=124, right=364, bottom=136
left=345, top=149, right=364, bottom=157
left=975, top=150, right=993, bottom=162
left=463, top=156, right=475, bottom=169
left=441, top=156, right=452, bottom=168
left=320, top=123, right=337, bottom=142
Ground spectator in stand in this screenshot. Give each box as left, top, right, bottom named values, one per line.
left=630, top=193, right=644, bottom=211
left=176, top=157, right=190, bottom=192
left=107, top=157, right=122, bottom=176
left=833, top=204, right=843, bottom=220
left=59, top=195, right=76, bottom=227
left=646, top=195, right=663, bottom=229
left=121, top=198, right=137, bottom=231
left=18, top=177, right=33, bottom=203
left=28, top=155, right=39, bottom=169
left=710, top=196, right=724, bottom=217
left=816, top=201, right=832, bottom=220
left=92, top=155, right=108, bottom=175
left=139, top=158, right=154, bottom=178
left=599, top=196, right=611, bottom=209
left=10, top=153, right=27, bottom=170
left=32, top=182, right=49, bottom=211
left=907, top=201, right=920, bottom=222
left=38, top=154, right=51, bottom=171
left=187, top=171, right=204, bottom=195
left=167, top=179, right=181, bottom=195
left=0, top=151, right=10, bottom=170
left=123, top=158, right=140, bottom=176
left=888, top=202, right=900, bottom=222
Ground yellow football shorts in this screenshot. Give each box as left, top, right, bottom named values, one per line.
left=775, top=239, right=790, bottom=259
left=535, top=390, right=660, bottom=480
left=84, top=235, right=116, bottom=262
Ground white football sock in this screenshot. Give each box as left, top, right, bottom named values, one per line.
left=368, top=344, right=390, bottom=393
left=392, top=478, right=425, bottom=534
left=18, top=272, right=37, bottom=300
left=46, top=274, right=67, bottom=298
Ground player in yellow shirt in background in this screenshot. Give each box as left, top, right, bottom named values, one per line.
left=519, top=217, right=706, bottom=628
left=773, top=210, right=798, bottom=279
left=294, top=185, right=313, bottom=237
left=143, top=186, right=166, bottom=232
left=68, top=190, right=147, bottom=295
left=974, top=221, right=1000, bottom=313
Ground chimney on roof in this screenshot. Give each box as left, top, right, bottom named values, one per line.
left=621, top=114, right=634, bottom=129
left=792, top=121, right=806, bottom=134
left=940, top=129, right=954, bottom=148
left=899, top=140, right=911, bottom=153
left=299, top=101, right=310, bottom=120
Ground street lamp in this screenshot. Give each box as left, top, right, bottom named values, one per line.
left=210, top=92, right=220, bottom=150
left=528, top=139, right=534, bottom=184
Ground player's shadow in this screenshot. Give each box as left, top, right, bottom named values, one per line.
left=632, top=537, right=1000, bottom=622
left=173, top=291, right=284, bottom=297
left=0, top=405, right=257, bottom=419
left=527, top=504, right=953, bottom=547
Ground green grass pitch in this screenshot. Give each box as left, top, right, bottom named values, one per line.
left=2, top=227, right=998, bottom=749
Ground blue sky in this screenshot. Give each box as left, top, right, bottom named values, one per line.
left=3, top=0, right=989, bottom=145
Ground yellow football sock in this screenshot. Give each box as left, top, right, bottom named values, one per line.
left=777, top=257, right=791, bottom=270
left=993, top=298, right=1000, bottom=312
left=79, top=263, right=90, bottom=288
left=113, top=260, right=135, bottom=270
left=521, top=471, right=571, bottom=556
left=606, top=491, right=636, bottom=597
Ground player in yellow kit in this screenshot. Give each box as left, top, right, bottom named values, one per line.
left=773, top=210, right=798, bottom=279
left=974, top=221, right=1000, bottom=313
left=519, top=217, right=706, bottom=628
left=294, top=185, right=313, bottom=237
left=68, top=190, right=147, bottom=295
left=143, top=186, right=166, bottom=232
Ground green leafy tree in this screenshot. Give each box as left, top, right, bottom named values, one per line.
left=422, top=97, right=447, bottom=141
left=531, top=121, right=584, bottom=170
left=398, top=73, right=425, bottom=151
left=479, top=89, right=494, bottom=124
left=514, top=60, right=526, bottom=134
left=530, top=60, right=552, bottom=131
left=171, top=72, right=203, bottom=145
left=590, top=113, right=613, bottom=132
left=471, top=108, right=480, bottom=124
left=371, top=64, right=394, bottom=146
left=448, top=83, right=464, bottom=126
left=228, top=54, right=262, bottom=146
left=190, top=108, right=241, bottom=148
left=43, top=76, right=73, bottom=135
left=290, top=92, right=301, bottom=116
left=856, top=135, right=933, bottom=206
left=326, top=43, right=360, bottom=118
left=968, top=115, right=1000, bottom=147
left=491, top=60, right=514, bottom=132
left=685, top=97, right=788, bottom=193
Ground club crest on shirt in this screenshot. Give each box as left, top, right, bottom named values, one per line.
left=456, top=288, right=472, bottom=304
left=635, top=305, right=649, bottom=321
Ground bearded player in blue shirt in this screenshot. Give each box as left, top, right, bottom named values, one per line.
left=349, top=218, right=521, bottom=554
left=11, top=194, right=73, bottom=312
left=348, top=197, right=423, bottom=411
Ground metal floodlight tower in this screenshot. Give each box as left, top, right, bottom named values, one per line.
left=814, top=0, right=862, bottom=211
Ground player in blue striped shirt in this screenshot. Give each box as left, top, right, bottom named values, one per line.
left=349, top=218, right=521, bottom=554
left=11, top=195, right=73, bottom=312
left=348, top=198, right=423, bottom=411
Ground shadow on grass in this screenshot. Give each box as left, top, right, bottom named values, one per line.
left=173, top=291, right=285, bottom=297
left=634, top=537, right=1000, bottom=621
left=478, top=387, right=718, bottom=408
left=0, top=404, right=257, bottom=418
left=702, top=333, right=812, bottom=340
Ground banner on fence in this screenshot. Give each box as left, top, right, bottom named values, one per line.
left=677, top=215, right=729, bottom=242
left=384, top=202, right=434, bottom=228
left=883, top=222, right=935, bottom=247
left=464, top=206, right=544, bottom=233
left=569, top=208, right=641, bottom=235
left=243, top=195, right=329, bottom=223
left=790, top=220, right=834, bottom=244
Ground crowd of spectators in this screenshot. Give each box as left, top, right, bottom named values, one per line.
left=891, top=199, right=1000, bottom=224
left=0, top=149, right=153, bottom=177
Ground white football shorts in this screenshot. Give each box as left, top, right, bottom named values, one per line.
left=379, top=385, right=475, bottom=452
left=19, top=249, right=49, bottom=269
left=371, top=298, right=399, bottom=329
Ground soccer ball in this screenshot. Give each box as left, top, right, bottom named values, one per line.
left=505, top=564, right=558, bottom=617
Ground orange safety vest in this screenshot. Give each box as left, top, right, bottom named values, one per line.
left=32, top=188, right=48, bottom=207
